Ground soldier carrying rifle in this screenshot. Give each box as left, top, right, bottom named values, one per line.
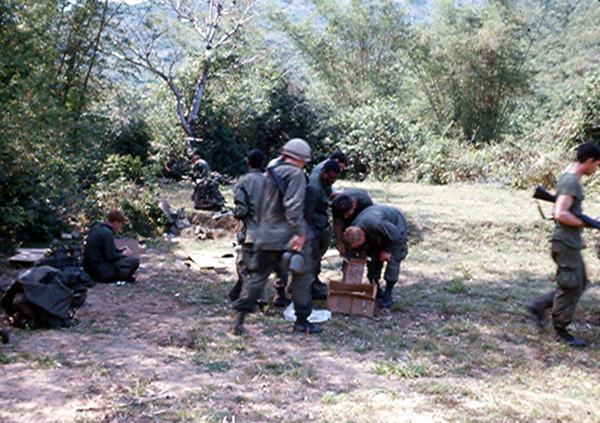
left=526, top=142, right=600, bottom=347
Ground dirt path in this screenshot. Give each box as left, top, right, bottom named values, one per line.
left=0, top=246, right=419, bottom=423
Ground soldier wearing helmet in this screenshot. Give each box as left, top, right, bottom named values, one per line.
left=232, top=138, right=324, bottom=335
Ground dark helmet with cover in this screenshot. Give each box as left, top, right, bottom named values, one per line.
left=281, top=138, right=311, bottom=163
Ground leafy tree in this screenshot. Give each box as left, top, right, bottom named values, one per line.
left=409, top=1, right=532, bottom=144
left=108, top=119, right=153, bottom=163
left=111, top=0, right=258, bottom=142
left=0, top=0, right=139, bottom=249
left=276, top=0, right=410, bottom=108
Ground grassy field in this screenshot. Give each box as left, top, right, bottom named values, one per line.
left=3, top=180, right=600, bottom=422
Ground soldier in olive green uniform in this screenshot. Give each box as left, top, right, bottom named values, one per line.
left=331, top=188, right=374, bottom=256
left=305, top=160, right=341, bottom=299
left=229, top=150, right=268, bottom=303
left=83, top=210, right=139, bottom=283
left=309, top=151, right=348, bottom=179
left=343, top=205, right=408, bottom=308
left=232, top=139, right=323, bottom=335
left=526, top=142, right=600, bottom=347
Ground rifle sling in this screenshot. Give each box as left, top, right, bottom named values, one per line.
left=266, top=167, right=287, bottom=195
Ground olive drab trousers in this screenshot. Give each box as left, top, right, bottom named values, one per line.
left=551, top=241, right=588, bottom=329
left=234, top=245, right=313, bottom=321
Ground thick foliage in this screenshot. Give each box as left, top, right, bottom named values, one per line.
left=107, top=119, right=153, bottom=163
left=409, top=1, right=531, bottom=144
left=148, top=66, right=330, bottom=176
left=81, top=155, right=166, bottom=238
left=0, top=141, right=65, bottom=253
left=570, top=80, right=600, bottom=145
left=333, top=100, right=414, bottom=180
left=0, top=1, right=161, bottom=251
left=276, top=0, right=410, bottom=109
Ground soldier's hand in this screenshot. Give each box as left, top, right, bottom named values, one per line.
left=337, top=243, right=346, bottom=256
left=290, top=235, right=306, bottom=252
left=379, top=251, right=391, bottom=262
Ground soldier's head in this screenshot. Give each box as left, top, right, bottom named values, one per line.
left=321, top=160, right=341, bottom=186
left=329, top=151, right=348, bottom=169
left=577, top=142, right=600, bottom=175
left=107, top=210, right=125, bottom=232
left=332, top=194, right=356, bottom=220
left=342, top=226, right=366, bottom=249
left=281, top=138, right=311, bottom=168
left=246, top=149, right=265, bottom=170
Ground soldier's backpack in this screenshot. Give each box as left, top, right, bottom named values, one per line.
left=0, top=266, right=89, bottom=329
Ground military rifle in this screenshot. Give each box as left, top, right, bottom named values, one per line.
left=533, top=185, right=600, bottom=230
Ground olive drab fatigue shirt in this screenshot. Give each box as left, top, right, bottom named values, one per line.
left=233, top=169, right=265, bottom=245
left=551, top=172, right=584, bottom=250
left=351, top=205, right=409, bottom=261
left=255, top=162, right=307, bottom=251
left=305, top=170, right=333, bottom=232
left=83, top=223, right=127, bottom=280
left=334, top=188, right=374, bottom=226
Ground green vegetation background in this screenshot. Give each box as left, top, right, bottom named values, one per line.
left=2, top=0, right=600, bottom=251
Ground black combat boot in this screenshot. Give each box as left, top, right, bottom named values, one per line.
left=311, top=280, right=328, bottom=300
left=231, top=311, right=247, bottom=336
left=272, top=287, right=291, bottom=308
left=0, top=328, right=9, bottom=344
left=293, top=319, right=324, bottom=334
left=228, top=280, right=243, bottom=301
left=524, top=300, right=547, bottom=329
left=380, top=286, right=393, bottom=309
left=555, top=327, right=587, bottom=347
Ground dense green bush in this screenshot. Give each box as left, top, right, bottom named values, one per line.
left=107, top=119, right=153, bottom=163
left=405, top=137, right=484, bottom=185
left=333, top=100, right=415, bottom=180
left=147, top=69, right=330, bottom=176
left=81, top=155, right=166, bottom=237
left=0, top=142, right=65, bottom=253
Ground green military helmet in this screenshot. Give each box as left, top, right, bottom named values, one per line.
left=281, top=138, right=311, bottom=163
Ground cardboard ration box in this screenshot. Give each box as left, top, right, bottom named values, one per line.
left=115, top=238, right=142, bottom=257
left=326, top=280, right=376, bottom=317
left=342, top=258, right=366, bottom=284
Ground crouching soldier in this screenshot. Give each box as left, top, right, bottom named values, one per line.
left=232, top=138, right=323, bottom=335
left=343, top=205, right=408, bottom=308
left=331, top=188, right=374, bottom=256
left=83, top=210, right=140, bottom=283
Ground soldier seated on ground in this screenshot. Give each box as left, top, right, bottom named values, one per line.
left=192, top=173, right=225, bottom=211
left=163, top=153, right=182, bottom=181
left=83, top=210, right=140, bottom=283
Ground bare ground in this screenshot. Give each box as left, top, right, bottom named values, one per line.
left=0, top=243, right=424, bottom=423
